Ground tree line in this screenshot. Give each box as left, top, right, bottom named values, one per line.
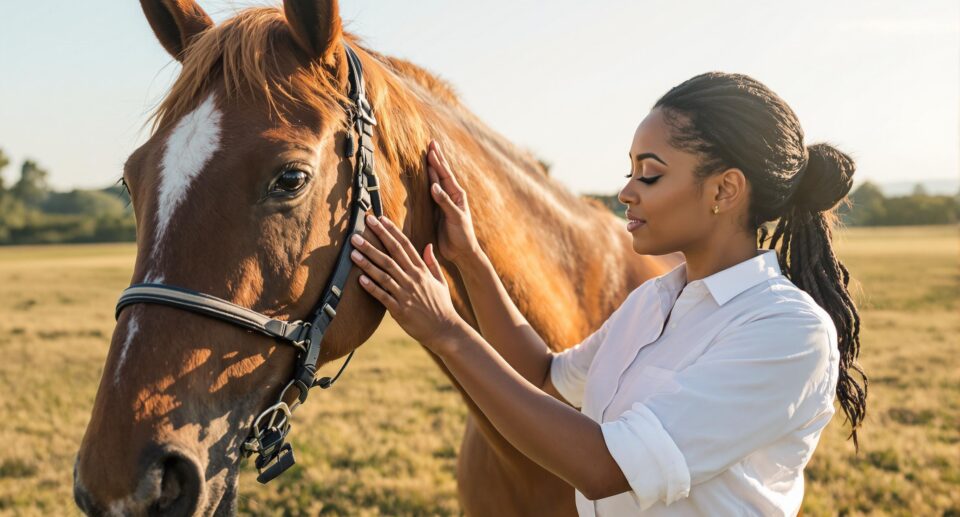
left=0, top=149, right=135, bottom=245
left=0, top=147, right=957, bottom=246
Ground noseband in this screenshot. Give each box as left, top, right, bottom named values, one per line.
left=114, top=43, right=381, bottom=484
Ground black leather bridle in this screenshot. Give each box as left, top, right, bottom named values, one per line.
left=115, top=43, right=382, bottom=484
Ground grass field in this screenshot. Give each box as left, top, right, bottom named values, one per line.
left=0, top=225, right=956, bottom=516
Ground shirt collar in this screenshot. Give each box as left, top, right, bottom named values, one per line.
left=656, top=249, right=783, bottom=306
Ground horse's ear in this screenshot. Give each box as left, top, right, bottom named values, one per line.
left=140, top=0, right=213, bottom=61
left=283, top=0, right=343, bottom=62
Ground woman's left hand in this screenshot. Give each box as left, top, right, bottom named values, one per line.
left=350, top=214, right=466, bottom=353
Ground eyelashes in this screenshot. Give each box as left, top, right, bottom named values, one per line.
left=624, top=173, right=663, bottom=185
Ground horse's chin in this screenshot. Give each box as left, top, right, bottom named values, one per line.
left=202, top=470, right=240, bottom=517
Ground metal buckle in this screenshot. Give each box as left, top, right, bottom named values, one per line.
left=357, top=196, right=372, bottom=213
left=255, top=443, right=296, bottom=484
left=248, top=401, right=292, bottom=451
left=243, top=398, right=298, bottom=484
left=291, top=322, right=315, bottom=353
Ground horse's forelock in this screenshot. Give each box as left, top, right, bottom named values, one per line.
left=150, top=6, right=348, bottom=132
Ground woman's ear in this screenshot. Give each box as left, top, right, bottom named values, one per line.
left=714, top=167, right=748, bottom=210
left=283, top=0, right=343, bottom=64
left=140, top=0, right=213, bottom=61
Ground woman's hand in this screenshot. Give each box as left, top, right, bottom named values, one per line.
left=426, top=140, right=480, bottom=264
left=350, top=214, right=466, bottom=353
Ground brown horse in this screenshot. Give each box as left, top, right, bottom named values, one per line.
left=74, top=0, right=682, bottom=514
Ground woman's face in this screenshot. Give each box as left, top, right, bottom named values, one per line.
left=618, top=108, right=717, bottom=256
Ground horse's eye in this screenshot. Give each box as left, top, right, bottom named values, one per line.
left=271, top=169, right=309, bottom=194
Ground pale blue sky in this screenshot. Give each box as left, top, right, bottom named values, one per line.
left=1, top=1, right=957, bottom=195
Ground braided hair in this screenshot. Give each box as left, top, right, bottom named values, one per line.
left=654, top=72, right=867, bottom=449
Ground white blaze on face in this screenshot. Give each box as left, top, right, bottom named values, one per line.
left=114, top=315, right=141, bottom=386
left=153, top=93, right=223, bottom=260
left=114, top=95, right=220, bottom=385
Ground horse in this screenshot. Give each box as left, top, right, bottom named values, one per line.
left=74, top=1, right=683, bottom=514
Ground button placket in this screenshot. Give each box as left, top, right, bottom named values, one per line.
left=597, top=288, right=675, bottom=423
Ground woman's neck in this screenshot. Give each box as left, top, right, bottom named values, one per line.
left=682, top=230, right=758, bottom=283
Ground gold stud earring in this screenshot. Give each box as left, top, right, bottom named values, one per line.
left=712, top=205, right=719, bottom=214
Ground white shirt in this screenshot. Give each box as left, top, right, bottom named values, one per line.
left=550, top=249, right=839, bottom=516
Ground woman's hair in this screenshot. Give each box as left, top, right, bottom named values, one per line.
left=654, top=72, right=867, bottom=449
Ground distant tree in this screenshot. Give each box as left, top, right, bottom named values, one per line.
left=582, top=193, right=624, bottom=216
left=0, top=148, right=9, bottom=192
left=11, top=159, right=50, bottom=207
left=841, top=181, right=886, bottom=226
left=882, top=194, right=958, bottom=226
left=911, top=183, right=928, bottom=196
left=43, top=189, right=126, bottom=218
left=0, top=195, right=28, bottom=243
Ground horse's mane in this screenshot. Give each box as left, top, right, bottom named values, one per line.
left=152, top=7, right=472, bottom=170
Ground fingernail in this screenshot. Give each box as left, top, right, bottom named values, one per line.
left=366, top=214, right=378, bottom=226
left=351, top=250, right=363, bottom=262
left=359, top=275, right=369, bottom=285
left=351, top=234, right=365, bottom=246
left=432, top=183, right=441, bottom=194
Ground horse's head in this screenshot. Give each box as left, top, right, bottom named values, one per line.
left=74, top=1, right=410, bottom=513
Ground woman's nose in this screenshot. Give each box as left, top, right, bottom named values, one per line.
left=618, top=183, right=635, bottom=207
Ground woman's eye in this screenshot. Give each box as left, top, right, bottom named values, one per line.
left=624, top=172, right=662, bottom=184
left=271, top=169, right=309, bottom=194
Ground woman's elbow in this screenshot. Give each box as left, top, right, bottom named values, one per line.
left=576, top=469, right=631, bottom=501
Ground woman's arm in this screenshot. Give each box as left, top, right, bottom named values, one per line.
left=425, top=141, right=562, bottom=396
left=455, top=250, right=561, bottom=392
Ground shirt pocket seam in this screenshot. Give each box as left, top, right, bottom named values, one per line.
left=637, top=365, right=682, bottom=397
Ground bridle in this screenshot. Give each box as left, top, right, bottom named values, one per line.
left=114, top=43, right=381, bottom=484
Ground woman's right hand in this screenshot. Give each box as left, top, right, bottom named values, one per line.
left=426, top=140, right=480, bottom=265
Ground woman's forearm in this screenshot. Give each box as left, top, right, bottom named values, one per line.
left=435, top=322, right=629, bottom=499
left=454, top=249, right=553, bottom=386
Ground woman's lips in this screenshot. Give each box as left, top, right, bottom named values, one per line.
left=626, top=218, right=647, bottom=232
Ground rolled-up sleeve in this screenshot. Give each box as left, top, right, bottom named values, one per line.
left=598, top=309, right=839, bottom=509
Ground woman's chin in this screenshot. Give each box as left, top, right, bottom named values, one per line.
left=630, top=236, right=668, bottom=257
left=630, top=235, right=650, bottom=255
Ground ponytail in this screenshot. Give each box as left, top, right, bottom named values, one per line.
left=760, top=143, right=866, bottom=449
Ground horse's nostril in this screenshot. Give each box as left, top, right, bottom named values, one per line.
left=150, top=452, right=202, bottom=516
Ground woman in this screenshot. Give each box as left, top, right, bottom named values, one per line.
left=348, top=72, right=866, bottom=516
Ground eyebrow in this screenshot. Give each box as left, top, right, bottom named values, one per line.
left=630, top=152, right=668, bottom=166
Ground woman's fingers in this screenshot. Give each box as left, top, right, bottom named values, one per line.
left=423, top=243, right=446, bottom=284
left=358, top=274, right=399, bottom=312
left=351, top=230, right=412, bottom=285
left=380, top=216, right=425, bottom=268
left=363, top=215, right=419, bottom=272
left=350, top=248, right=404, bottom=295
left=427, top=141, right=466, bottom=198
left=431, top=182, right=463, bottom=220
left=431, top=140, right=457, bottom=183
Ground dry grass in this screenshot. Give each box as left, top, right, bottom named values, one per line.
left=0, top=225, right=956, bottom=515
